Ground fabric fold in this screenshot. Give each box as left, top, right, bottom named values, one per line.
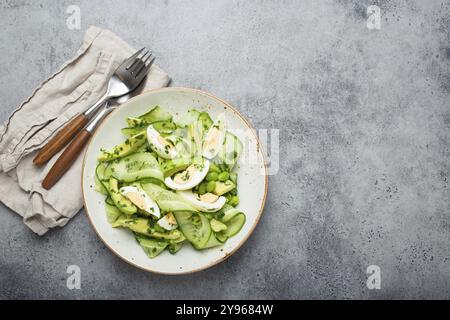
left=0, top=26, right=170, bottom=235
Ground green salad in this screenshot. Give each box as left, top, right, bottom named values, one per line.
left=94, top=106, right=245, bottom=258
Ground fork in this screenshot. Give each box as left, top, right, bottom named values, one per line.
left=34, top=48, right=155, bottom=167
left=40, top=49, right=154, bottom=190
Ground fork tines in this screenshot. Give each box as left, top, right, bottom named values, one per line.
left=126, top=48, right=154, bottom=79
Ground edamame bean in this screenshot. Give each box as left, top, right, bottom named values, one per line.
left=198, top=183, right=207, bottom=195
left=209, top=163, right=221, bottom=173
left=206, top=181, right=216, bottom=193
left=218, top=172, right=230, bottom=182
left=229, top=196, right=239, bottom=207
left=206, top=172, right=218, bottom=181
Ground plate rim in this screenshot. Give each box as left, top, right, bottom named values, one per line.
left=81, top=87, right=268, bottom=275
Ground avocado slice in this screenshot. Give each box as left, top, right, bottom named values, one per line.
left=214, top=180, right=236, bottom=196
left=210, top=219, right=227, bottom=232
left=107, top=178, right=137, bottom=215
left=113, top=217, right=150, bottom=235
left=198, top=112, right=213, bottom=131
left=98, top=132, right=147, bottom=161
left=160, top=157, right=191, bottom=177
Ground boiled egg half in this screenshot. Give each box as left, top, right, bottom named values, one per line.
left=202, top=113, right=227, bottom=159
left=157, top=212, right=178, bottom=231
left=178, top=190, right=226, bottom=212
left=164, top=160, right=210, bottom=191
left=147, top=125, right=178, bottom=159
left=119, top=186, right=160, bottom=218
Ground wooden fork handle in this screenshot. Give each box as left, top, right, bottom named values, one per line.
left=42, top=129, right=91, bottom=190
left=33, top=114, right=89, bottom=166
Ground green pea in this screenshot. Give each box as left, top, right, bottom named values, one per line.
left=218, top=172, right=230, bottom=182
left=229, top=196, right=239, bottom=207
left=209, top=163, right=221, bottom=173
left=206, top=172, right=218, bottom=181
left=198, top=183, right=207, bottom=195
left=206, top=181, right=216, bottom=193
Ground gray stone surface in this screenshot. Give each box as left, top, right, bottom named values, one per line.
left=0, top=0, right=449, bottom=299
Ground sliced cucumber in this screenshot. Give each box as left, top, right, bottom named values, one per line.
left=215, top=231, right=228, bottom=243
left=109, top=152, right=163, bottom=182
left=173, top=211, right=211, bottom=249
left=95, top=173, right=108, bottom=195
left=104, top=201, right=122, bottom=224
left=135, top=234, right=168, bottom=258
left=217, top=132, right=243, bottom=170
left=138, top=106, right=172, bottom=124
left=137, top=177, right=167, bottom=189
left=224, top=213, right=246, bottom=237
left=141, top=183, right=197, bottom=212
left=201, top=233, right=223, bottom=249
left=168, top=242, right=183, bottom=254
left=121, top=126, right=147, bottom=137
left=105, top=196, right=115, bottom=206
left=176, top=109, right=200, bottom=128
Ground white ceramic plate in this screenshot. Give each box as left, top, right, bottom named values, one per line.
left=82, top=87, right=267, bottom=274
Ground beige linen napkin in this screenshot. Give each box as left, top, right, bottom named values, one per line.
left=0, top=26, right=170, bottom=235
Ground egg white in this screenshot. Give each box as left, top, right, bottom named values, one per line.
left=164, top=160, right=210, bottom=191
left=177, top=190, right=226, bottom=212
left=202, top=113, right=227, bottom=159
left=119, top=186, right=161, bottom=218
left=147, top=125, right=178, bottom=159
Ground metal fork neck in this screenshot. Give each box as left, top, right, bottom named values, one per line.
left=83, top=92, right=109, bottom=119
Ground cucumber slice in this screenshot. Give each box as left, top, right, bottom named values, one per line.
left=176, top=109, right=200, bottom=128
left=215, top=231, right=228, bottom=243
left=96, top=162, right=112, bottom=182
left=95, top=173, right=108, bottom=195
left=137, top=177, right=167, bottom=189
left=135, top=234, right=168, bottom=258
left=104, top=201, right=122, bottom=224
left=173, top=211, right=211, bottom=249
left=220, top=207, right=242, bottom=223
left=141, top=183, right=197, bottom=212
left=168, top=242, right=183, bottom=254
left=105, top=196, right=115, bottom=206
left=110, top=152, right=164, bottom=182
left=138, top=106, right=172, bottom=124
left=201, top=233, right=223, bottom=249
left=217, top=132, right=243, bottom=170
left=224, top=213, right=246, bottom=237
left=121, top=126, right=147, bottom=137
